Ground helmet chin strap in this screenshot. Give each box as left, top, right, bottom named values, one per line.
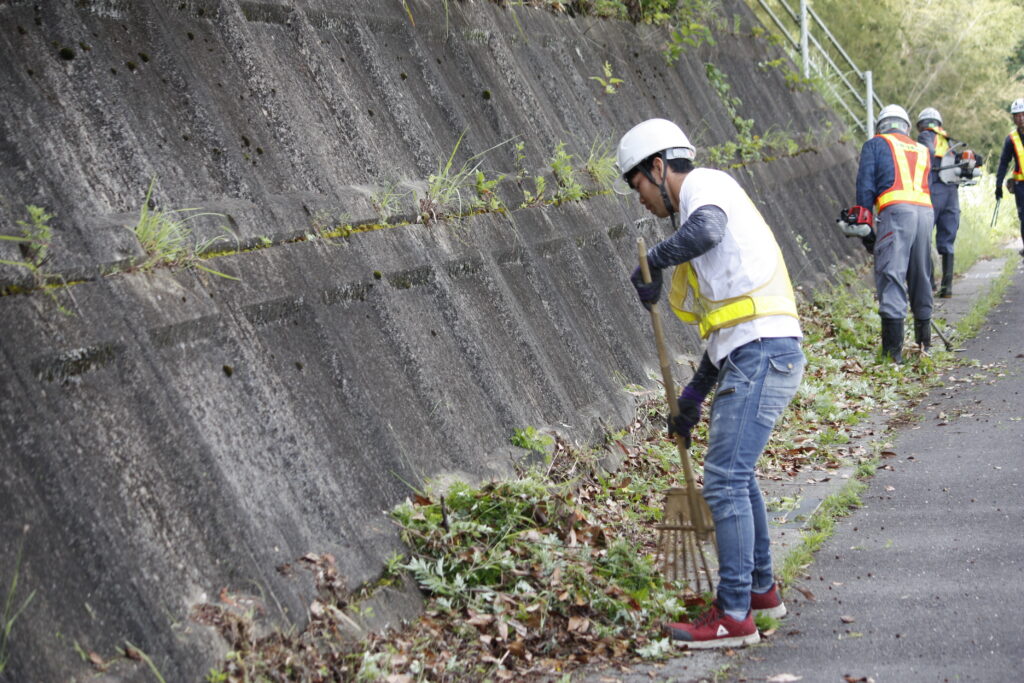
left=641, top=153, right=679, bottom=231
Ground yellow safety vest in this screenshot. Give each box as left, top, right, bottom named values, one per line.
left=875, top=134, right=931, bottom=213
left=1011, top=130, right=1024, bottom=181
left=925, top=126, right=949, bottom=159
left=667, top=244, right=799, bottom=339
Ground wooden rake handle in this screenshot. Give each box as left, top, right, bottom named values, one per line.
left=637, top=238, right=708, bottom=530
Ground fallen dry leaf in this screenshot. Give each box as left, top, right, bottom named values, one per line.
left=793, top=585, right=816, bottom=601
left=840, top=615, right=856, bottom=623
left=467, top=613, right=494, bottom=628
left=568, top=615, right=590, bottom=633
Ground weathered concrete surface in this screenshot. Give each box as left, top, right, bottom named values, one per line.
left=0, top=0, right=863, bottom=679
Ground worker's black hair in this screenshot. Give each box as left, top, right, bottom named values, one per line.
left=623, top=154, right=694, bottom=185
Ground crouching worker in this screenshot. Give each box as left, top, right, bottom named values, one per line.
left=618, top=118, right=805, bottom=648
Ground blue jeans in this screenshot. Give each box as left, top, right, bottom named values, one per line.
left=702, top=337, right=805, bottom=616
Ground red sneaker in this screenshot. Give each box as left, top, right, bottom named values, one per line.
left=750, top=583, right=787, bottom=619
left=665, top=604, right=760, bottom=649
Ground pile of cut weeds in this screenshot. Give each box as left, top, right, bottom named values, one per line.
left=198, top=408, right=709, bottom=681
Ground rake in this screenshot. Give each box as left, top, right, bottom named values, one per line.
left=637, top=238, right=716, bottom=597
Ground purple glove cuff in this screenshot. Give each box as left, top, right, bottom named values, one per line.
left=680, top=385, right=706, bottom=403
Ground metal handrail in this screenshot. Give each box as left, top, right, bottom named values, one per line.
left=751, top=0, right=877, bottom=137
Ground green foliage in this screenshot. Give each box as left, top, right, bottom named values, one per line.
left=393, top=472, right=687, bottom=637
left=420, top=129, right=482, bottom=222
left=702, top=61, right=809, bottom=168
left=664, top=18, right=715, bottom=65
left=549, top=142, right=585, bottom=203
left=509, top=425, right=554, bottom=453
left=470, top=170, right=506, bottom=212
left=521, top=175, right=547, bottom=206
left=753, top=611, right=781, bottom=632
left=205, top=668, right=229, bottom=683
left=130, top=178, right=239, bottom=279
left=662, top=0, right=720, bottom=64
left=949, top=178, right=1018, bottom=271
left=0, top=205, right=75, bottom=314
left=584, top=137, right=619, bottom=191
left=589, top=61, right=624, bottom=94
left=370, top=182, right=408, bottom=225
left=512, top=140, right=529, bottom=180
left=1, top=205, right=54, bottom=276
left=420, top=132, right=510, bottom=222
left=1, top=529, right=35, bottom=675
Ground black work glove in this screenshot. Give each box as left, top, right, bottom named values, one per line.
left=668, top=384, right=705, bottom=449
left=861, top=230, right=876, bottom=255
left=996, top=186, right=1003, bottom=201
left=630, top=265, right=663, bottom=310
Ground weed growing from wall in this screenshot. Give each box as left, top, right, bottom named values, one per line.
left=371, top=182, right=409, bottom=226
left=1, top=205, right=53, bottom=281
left=0, top=527, right=35, bottom=675
left=470, top=170, right=506, bottom=213
left=129, top=178, right=239, bottom=279
left=0, top=205, right=75, bottom=314
left=589, top=61, right=624, bottom=94
left=521, top=175, right=547, bottom=207
left=420, top=132, right=510, bottom=223
left=662, top=0, right=721, bottom=64
left=549, top=142, right=585, bottom=203
left=512, top=140, right=529, bottom=180
left=584, top=137, right=619, bottom=191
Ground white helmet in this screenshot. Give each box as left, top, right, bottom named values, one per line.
left=876, top=104, right=911, bottom=134
left=916, top=107, right=942, bottom=126
left=616, top=118, right=696, bottom=178
left=1011, top=98, right=1024, bottom=114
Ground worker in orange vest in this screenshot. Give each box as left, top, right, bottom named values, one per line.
left=849, top=104, right=934, bottom=362
left=994, top=98, right=1024, bottom=259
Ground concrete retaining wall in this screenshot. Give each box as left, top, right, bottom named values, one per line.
left=0, top=0, right=863, bottom=679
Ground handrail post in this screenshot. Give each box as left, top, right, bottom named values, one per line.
left=800, top=0, right=809, bottom=78
left=865, top=70, right=874, bottom=138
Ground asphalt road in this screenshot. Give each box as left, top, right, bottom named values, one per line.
left=732, top=259, right=1024, bottom=682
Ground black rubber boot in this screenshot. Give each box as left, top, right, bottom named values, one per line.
left=881, top=317, right=904, bottom=364
left=914, top=318, right=931, bottom=351
left=938, top=253, right=954, bottom=298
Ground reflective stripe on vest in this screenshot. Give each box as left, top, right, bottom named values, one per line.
left=875, top=134, right=931, bottom=212
left=668, top=244, right=799, bottom=339
left=1011, top=131, right=1024, bottom=181
left=926, top=126, right=949, bottom=159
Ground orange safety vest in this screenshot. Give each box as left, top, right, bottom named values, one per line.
left=1010, top=130, right=1024, bottom=181
left=875, top=133, right=931, bottom=213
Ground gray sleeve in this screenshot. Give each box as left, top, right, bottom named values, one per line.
left=645, top=205, right=727, bottom=270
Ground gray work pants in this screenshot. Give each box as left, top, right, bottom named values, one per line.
left=874, top=203, right=934, bottom=321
